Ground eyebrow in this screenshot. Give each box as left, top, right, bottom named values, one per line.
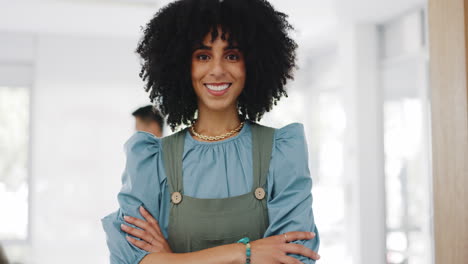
left=194, top=44, right=240, bottom=51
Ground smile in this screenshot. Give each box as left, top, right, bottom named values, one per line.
left=204, top=83, right=232, bottom=91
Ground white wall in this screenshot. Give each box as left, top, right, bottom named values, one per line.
left=26, top=33, right=148, bottom=263
left=339, top=24, right=387, bottom=264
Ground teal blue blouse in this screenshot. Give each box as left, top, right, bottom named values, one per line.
left=101, top=121, right=320, bottom=263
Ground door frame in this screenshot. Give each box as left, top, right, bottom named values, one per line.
left=428, top=0, right=468, bottom=263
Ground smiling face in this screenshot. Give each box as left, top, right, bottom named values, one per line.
left=191, top=28, right=246, bottom=114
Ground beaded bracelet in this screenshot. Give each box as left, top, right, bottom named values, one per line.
left=236, top=237, right=251, bottom=264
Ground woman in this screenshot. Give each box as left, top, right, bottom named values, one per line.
left=101, top=0, right=320, bottom=263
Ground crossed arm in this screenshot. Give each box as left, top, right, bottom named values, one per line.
left=120, top=206, right=320, bottom=264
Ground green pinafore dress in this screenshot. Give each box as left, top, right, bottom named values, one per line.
left=161, top=123, right=275, bottom=253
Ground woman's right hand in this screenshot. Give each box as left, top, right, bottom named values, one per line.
left=248, top=231, right=320, bottom=264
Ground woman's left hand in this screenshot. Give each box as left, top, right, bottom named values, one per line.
left=121, top=206, right=173, bottom=253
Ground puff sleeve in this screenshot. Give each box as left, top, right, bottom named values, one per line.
left=101, top=132, right=165, bottom=264
left=264, top=123, right=320, bottom=263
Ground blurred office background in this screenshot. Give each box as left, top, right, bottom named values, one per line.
left=0, top=0, right=433, bottom=263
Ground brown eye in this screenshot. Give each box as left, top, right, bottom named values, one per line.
left=196, top=54, right=210, bottom=61
left=226, top=54, right=240, bottom=61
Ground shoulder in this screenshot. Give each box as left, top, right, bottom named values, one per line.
left=273, top=122, right=307, bottom=148
left=124, top=131, right=161, bottom=158
left=267, top=123, right=312, bottom=197
left=121, top=131, right=164, bottom=185
left=270, top=122, right=309, bottom=168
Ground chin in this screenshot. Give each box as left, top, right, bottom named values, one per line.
left=200, top=99, right=237, bottom=112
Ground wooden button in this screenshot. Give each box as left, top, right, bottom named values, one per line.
left=171, top=192, right=183, bottom=204
left=254, top=187, right=266, bottom=200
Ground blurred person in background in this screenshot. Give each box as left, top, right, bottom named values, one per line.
left=132, top=105, right=164, bottom=137
left=101, top=0, right=320, bottom=263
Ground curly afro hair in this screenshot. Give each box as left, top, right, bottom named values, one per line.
left=136, top=0, right=298, bottom=131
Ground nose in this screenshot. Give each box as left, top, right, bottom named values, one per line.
left=209, top=57, right=226, bottom=78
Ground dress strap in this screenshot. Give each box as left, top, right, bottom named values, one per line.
left=250, top=123, right=275, bottom=191
left=162, top=128, right=187, bottom=194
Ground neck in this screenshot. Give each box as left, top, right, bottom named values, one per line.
left=194, top=104, right=242, bottom=136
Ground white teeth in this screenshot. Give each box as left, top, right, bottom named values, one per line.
left=205, top=84, right=230, bottom=91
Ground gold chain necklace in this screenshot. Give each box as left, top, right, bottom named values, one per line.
left=190, top=122, right=244, bottom=141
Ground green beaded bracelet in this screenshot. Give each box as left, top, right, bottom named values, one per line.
left=237, top=237, right=251, bottom=264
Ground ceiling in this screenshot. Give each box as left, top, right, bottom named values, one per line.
left=0, top=0, right=425, bottom=39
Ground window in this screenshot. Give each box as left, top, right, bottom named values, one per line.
left=379, top=8, right=433, bottom=264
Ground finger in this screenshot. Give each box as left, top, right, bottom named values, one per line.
left=139, top=206, right=163, bottom=236
left=127, top=235, right=169, bottom=254
left=126, top=235, right=153, bottom=252
left=280, top=231, right=315, bottom=243
left=278, top=255, right=303, bottom=264
left=124, top=215, right=160, bottom=239
left=121, top=223, right=154, bottom=244
left=123, top=215, right=151, bottom=231
left=139, top=206, right=162, bottom=236
left=282, top=244, right=320, bottom=260
left=122, top=222, right=166, bottom=246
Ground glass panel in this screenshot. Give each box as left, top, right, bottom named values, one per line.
left=380, top=8, right=433, bottom=264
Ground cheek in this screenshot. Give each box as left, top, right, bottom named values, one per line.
left=236, top=66, right=246, bottom=84
left=190, top=61, right=198, bottom=76
left=228, top=62, right=246, bottom=81
left=238, top=62, right=246, bottom=80
left=190, top=66, right=197, bottom=82
left=191, top=64, right=205, bottom=85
